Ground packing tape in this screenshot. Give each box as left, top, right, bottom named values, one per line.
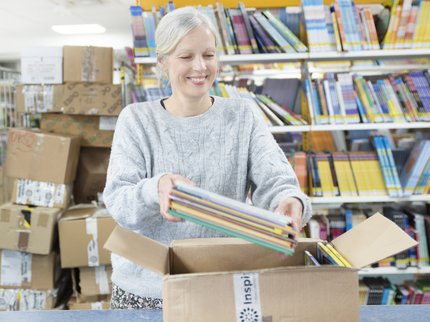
left=82, top=47, right=96, bottom=82
left=233, top=272, right=262, bottom=322
left=95, top=266, right=110, bottom=294
left=85, top=217, right=99, bottom=266
left=91, top=302, right=104, bottom=310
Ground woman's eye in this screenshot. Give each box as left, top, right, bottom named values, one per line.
left=205, top=55, right=215, bottom=58
left=180, top=56, right=191, bottom=60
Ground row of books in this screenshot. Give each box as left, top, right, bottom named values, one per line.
left=305, top=70, right=430, bottom=125
left=130, top=1, right=430, bottom=56
left=383, top=0, right=430, bottom=49
left=167, top=181, right=298, bottom=255
left=359, top=278, right=430, bottom=305
left=287, top=137, right=430, bottom=198
left=308, top=205, right=430, bottom=269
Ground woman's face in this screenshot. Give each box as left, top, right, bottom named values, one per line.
left=163, top=26, right=218, bottom=100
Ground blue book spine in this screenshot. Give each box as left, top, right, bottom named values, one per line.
left=382, top=136, right=403, bottom=197
left=345, top=209, right=353, bottom=231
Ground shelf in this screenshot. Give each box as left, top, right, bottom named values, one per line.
left=359, top=266, right=430, bottom=275
left=135, top=49, right=430, bottom=65
left=269, top=122, right=430, bottom=133
left=311, top=195, right=430, bottom=204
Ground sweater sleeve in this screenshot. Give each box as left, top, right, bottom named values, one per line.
left=103, top=106, right=166, bottom=230
left=246, top=101, right=312, bottom=227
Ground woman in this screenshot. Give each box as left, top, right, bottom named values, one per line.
left=104, top=6, right=312, bottom=309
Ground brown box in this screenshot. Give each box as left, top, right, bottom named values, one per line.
left=68, top=298, right=110, bottom=310
left=11, top=178, right=72, bottom=209
left=5, top=128, right=81, bottom=184
left=16, top=83, right=121, bottom=116
left=40, top=113, right=114, bottom=148
left=0, top=203, right=62, bottom=255
left=105, top=213, right=417, bottom=322
left=78, top=265, right=112, bottom=296
left=74, top=148, right=110, bottom=204
left=0, top=251, right=57, bottom=290
left=59, top=205, right=116, bottom=268
left=63, top=46, right=113, bottom=84
left=0, top=288, right=56, bottom=311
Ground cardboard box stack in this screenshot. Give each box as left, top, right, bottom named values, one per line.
left=57, top=205, right=115, bottom=308
left=0, top=124, right=82, bottom=310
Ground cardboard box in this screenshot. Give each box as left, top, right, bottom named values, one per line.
left=0, top=203, right=62, bottom=255
left=68, top=299, right=110, bottom=310
left=5, top=128, right=81, bottom=184
left=40, top=113, right=115, bottom=148
left=105, top=213, right=417, bottom=322
left=16, top=83, right=121, bottom=116
left=0, top=166, right=13, bottom=205
left=59, top=205, right=116, bottom=268
left=63, top=46, right=113, bottom=84
left=77, top=265, right=112, bottom=296
left=0, top=288, right=56, bottom=311
left=0, top=251, right=57, bottom=290
left=11, top=178, right=72, bottom=209
left=74, top=148, right=110, bottom=204
left=20, top=47, right=63, bottom=84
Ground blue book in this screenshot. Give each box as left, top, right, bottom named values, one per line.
left=345, top=209, right=353, bottom=231
left=381, top=136, right=403, bottom=197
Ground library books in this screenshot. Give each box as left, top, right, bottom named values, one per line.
left=167, top=181, right=298, bottom=255
left=105, top=211, right=416, bottom=321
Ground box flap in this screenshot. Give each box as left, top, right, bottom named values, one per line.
left=331, top=213, right=418, bottom=269
left=104, top=226, right=169, bottom=275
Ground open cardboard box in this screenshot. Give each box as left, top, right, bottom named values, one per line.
left=104, top=213, right=417, bottom=322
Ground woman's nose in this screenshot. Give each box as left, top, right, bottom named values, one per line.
left=192, top=56, right=206, bottom=71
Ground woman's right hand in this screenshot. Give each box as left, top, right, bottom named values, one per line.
left=158, top=174, right=193, bottom=222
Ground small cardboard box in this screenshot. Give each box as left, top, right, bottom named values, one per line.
left=0, top=288, right=56, bottom=311
left=5, top=128, right=81, bottom=184
left=11, top=178, right=72, bottom=209
left=0, top=203, right=62, bottom=255
left=58, top=205, right=116, bottom=268
left=0, top=250, right=57, bottom=290
left=16, top=83, right=121, bottom=116
left=63, top=46, right=113, bottom=84
left=68, top=298, right=110, bottom=310
left=105, top=213, right=417, bottom=322
left=20, top=47, right=63, bottom=84
left=40, top=113, right=115, bottom=148
left=77, top=265, right=112, bottom=296
left=74, top=147, right=110, bottom=204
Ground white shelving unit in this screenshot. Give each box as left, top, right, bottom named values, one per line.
left=359, top=266, right=430, bottom=276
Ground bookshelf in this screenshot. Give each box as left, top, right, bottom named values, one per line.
left=359, top=266, right=430, bottom=276
left=311, top=195, right=430, bottom=204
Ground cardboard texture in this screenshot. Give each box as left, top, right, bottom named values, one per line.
left=11, top=178, right=72, bottom=209
left=20, top=47, right=63, bottom=84
left=63, top=46, right=113, bottom=84
left=16, top=83, right=121, bottom=116
left=74, top=148, right=110, bottom=204
left=0, top=251, right=57, bottom=290
left=78, top=265, right=112, bottom=296
left=0, top=167, right=13, bottom=205
left=0, top=203, right=62, bottom=255
left=59, top=205, right=116, bottom=268
left=5, top=128, right=81, bottom=184
left=40, top=113, right=114, bottom=148
left=104, top=213, right=417, bottom=322
left=0, top=288, right=56, bottom=311
left=68, top=300, right=110, bottom=310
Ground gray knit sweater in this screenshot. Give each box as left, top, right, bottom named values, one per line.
left=103, top=96, right=312, bottom=298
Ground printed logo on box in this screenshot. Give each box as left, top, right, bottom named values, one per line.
left=233, top=273, right=262, bottom=322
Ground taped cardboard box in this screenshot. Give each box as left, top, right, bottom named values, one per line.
left=20, top=47, right=63, bottom=84
left=0, top=250, right=57, bottom=290
left=76, top=265, right=112, bottom=296
left=63, top=46, right=113, bottom=84
left=16, top=83, right=121, bottom=116
left=0, top=203, right=62, bottom=255
left=68, top=299, right=110, bottom=310
left=105, top=213, right=417, bottom=322
left=0, top=166, right=13, bottom=205
left=5, top=128, right=81, bottom=184
left=74, top=147, right=110, bottom=204
left=59, top=205, right=116, bottom=268
left=0, top=288, right=56, bottom=311
left=11, top=178, right=72, bottom=209
left=40, top=113, right=115, bottom=148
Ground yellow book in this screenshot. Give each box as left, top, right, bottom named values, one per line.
left=218, top=82, right=229, bottom=98
left=316, top=155, right=335, bottom=197
left=367, top=156, right=388, bottom=196
left=317, top=241, right=345, bottom=267
left=350, top=154, right=366, bottom=196
left=333, top=153, right=358, bottom=196
left=326, top=242, right=352, bottom=268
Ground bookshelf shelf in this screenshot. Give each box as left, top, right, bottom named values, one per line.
left=270, top=122, right=430, bottom=133
left=359, top=266, right=430, bottom=275
left=135, top=49, right=430, bottom=65
left=311, top=195, right=430, bottom=204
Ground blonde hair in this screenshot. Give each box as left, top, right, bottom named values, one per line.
left=155, top=6, right=219, bottom=59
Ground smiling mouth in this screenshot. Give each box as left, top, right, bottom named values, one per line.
left=187, top=76, right=208, bottom=83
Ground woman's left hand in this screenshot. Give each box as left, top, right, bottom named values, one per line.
left=274, top=197, right=303, bottom=232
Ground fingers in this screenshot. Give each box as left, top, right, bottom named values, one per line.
left=274, top=198, right=303, bottom=232
left=158, top=174, right=193, bottom=222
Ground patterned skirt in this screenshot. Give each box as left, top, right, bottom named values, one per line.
left=110, top=283, right=163, bottom=309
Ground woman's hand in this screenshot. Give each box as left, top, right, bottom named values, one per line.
left=158, top=174, right=193, bottom=222
left=274, top=197, right=303, bottom=232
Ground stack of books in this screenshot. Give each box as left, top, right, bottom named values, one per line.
left=167, top=181, right=298, bottom=255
